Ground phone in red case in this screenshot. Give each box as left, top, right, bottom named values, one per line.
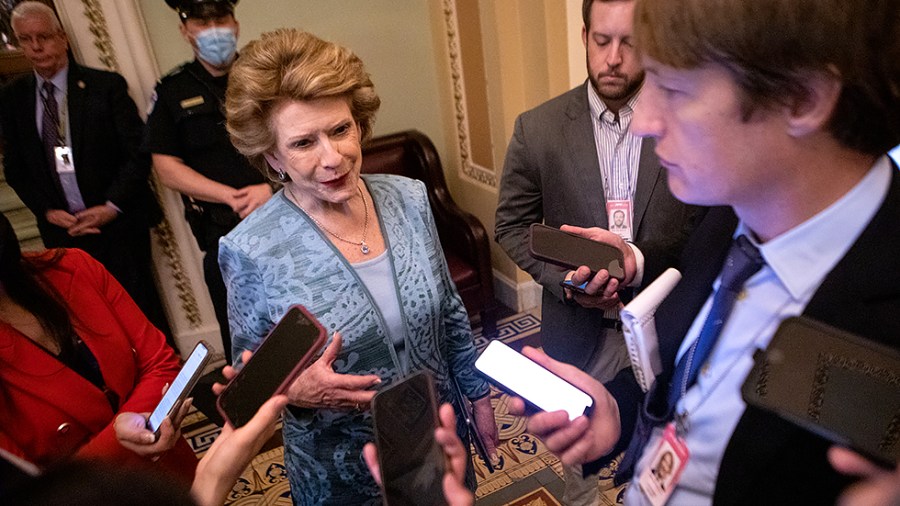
left=217, top=305, right=327, bottom=428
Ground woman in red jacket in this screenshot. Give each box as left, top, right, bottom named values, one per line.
left=0, top=214, right=196, bottom=481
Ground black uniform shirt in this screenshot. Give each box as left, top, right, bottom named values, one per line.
left=143, top=59, right=263, bottom=190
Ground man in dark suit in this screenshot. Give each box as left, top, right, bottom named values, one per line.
left=0, top=2, right=167, bottom=335
left=513, top=0, right=900, bottom=503
left=494, top=1, right=701, bottom=501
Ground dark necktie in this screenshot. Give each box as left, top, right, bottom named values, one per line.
left=41, top=81, right=60, bottom=166
left=666, top=234, right=766, bottom=410
left=40, top=81, right=86, bottom=213
left=616, top=235, right=765, bottom=483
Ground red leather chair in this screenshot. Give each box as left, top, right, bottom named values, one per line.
left=361, top=130, right=497, bottom=336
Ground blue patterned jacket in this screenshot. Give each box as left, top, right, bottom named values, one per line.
left=219, top=174, right=488, bottom=505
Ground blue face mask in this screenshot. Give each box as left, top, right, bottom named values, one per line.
left=194, top=27, right=237, bottom=67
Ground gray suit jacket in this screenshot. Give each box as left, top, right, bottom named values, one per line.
left=495, top=83, right=703, bottom=370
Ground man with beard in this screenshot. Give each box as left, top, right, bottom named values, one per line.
left=144, top=0, right=272, bottom=364
left=494, top=0, right=702, bottom=502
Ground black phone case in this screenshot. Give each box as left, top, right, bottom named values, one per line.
left=372, top=370, right=447, bottom=506
left=217, top=305, right=326, bottom=428
left=528, top=223, right=626, bottom=280
left=741, top=316, right=900, bottom=466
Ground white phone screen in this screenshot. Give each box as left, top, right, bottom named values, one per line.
left=148, top=342, right=210, bottom=432
left=475, top=340, right=593, bottom=420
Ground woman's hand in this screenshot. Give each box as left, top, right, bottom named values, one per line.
left=285, top=332, right=381, bottom=410
left=191, top=395, right=289, bottom=506
left=471, top=396, right=501, bottom=466
left=363, top=403, right=475, bottom=506
left=114, top=384, right=193, bottom=460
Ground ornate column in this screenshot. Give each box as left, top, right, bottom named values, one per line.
left=53, top=0, right=225, bottom=363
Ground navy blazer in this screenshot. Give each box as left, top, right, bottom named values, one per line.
left=598, top=162, right=900, bottom=504
left=0, top=60, right=159, bottom=246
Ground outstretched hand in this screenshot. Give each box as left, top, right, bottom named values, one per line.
left=829, top=447, right=900, bottom=506
left=283, top=332, right=381, bottom=410
left=363, top=403, right=474, bottom=506
left=507, top=346, right=621, bottom=466
left=558, top=225, right=637, bottom=309
left=114, top=383, right=193, bottom=460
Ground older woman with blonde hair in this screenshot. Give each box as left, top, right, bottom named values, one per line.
left=222, top=28, right=498, bottom=505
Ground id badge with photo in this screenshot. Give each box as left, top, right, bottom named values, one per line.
left=54, top=146, right=75, bottom=174
left=638, top=422, right=690, bottom=506
left=606, top=199, right=633, bottom=241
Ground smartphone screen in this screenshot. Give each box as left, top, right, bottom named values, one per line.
left=217, top=305, right=326, bottom=428
left=475, top=340, right=593, bottom=420
left=530, top=223, right=625, bottom=279
left=147, top=341, right=211, bottom=434
left=373, top=371, right=446, bottom=506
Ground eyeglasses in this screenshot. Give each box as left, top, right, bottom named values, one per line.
left=15, top=32, right=61, bottom=47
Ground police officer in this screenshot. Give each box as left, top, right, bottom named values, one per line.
left=144, top=0, right=272, bottom=363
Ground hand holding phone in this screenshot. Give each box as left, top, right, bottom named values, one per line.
left=147, top=340, right=211, bottom=439
left=372, top=371, right=447, bottom=506
left=742, top=317, right=900, bottom=466
left=217, top=305, right=327, bottom=428
left=529, top=223, right=626, bottom=280
left=476, top=340, right=593, bottom=420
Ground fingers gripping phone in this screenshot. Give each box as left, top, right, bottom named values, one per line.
left=475, top=340, right=593, bottom=420
left=217, top=305, right=327, bottom=428
left=147, top=340, right=211, bottom=439
left=742, top=316, right=900, bottom=466
left=528, top=223, right=626, bottom=281
left=373, top=370, right=447, bottom=506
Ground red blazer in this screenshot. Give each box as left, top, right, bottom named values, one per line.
left=0, top=249, right=196, bottom=481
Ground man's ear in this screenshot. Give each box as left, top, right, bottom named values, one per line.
left=178, top=22, right=191, bottom=44
left=582, top=25, right=588, bottom=50
left=785, top=70, right=842, bottom=138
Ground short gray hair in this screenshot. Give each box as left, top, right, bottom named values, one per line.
left=11, top=1, right=63, bottom=33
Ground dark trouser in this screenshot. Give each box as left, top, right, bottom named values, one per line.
left=187, top=203, right=240, bottom=365
left=201, top=235, right=232, bottom=364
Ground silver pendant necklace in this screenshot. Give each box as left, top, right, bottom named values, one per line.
left=288, top=184, right=370, bottom=254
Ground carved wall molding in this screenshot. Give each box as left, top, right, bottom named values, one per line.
left=440, top=0, right=497, bottom=188
left=62, top=0, right=204, bottom=330
left=79, top=0, right=116, bottom=71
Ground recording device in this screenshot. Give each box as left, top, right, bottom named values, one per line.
left=475, top=340, right=593, bottom=420
left=147, top=340, right=211, bottom=439
left=529, top=223, right=626, bottom=280
left=372, top=370, right=447, bottom=506
left=742, top=316, right=900, bottom=466
left=217, top=305, right=327, bottom=428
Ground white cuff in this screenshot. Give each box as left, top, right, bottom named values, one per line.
left=625, top=242, right=644, bottom=287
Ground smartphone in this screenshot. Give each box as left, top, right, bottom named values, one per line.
left=217, top=305, right=327, bottom=428
left=742, top=316, right=900, bottom=466
left=373, top=370, right=446, bottom=506
left=529, top=223, right=625, bottom=280
left=146, top=341, right=211, bottom=438
left=560, top=278, right=590, bottom=294
left=475, top=340, right=593, bottom=421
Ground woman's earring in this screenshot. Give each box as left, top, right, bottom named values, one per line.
left=274, top=167, right=288, bottom=182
